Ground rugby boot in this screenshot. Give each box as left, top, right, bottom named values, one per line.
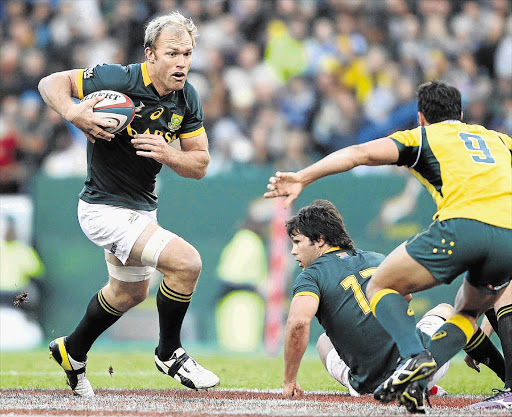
left=155, top=347, right=219, bottom=390
left=469, top=387, right=512, bottom=409
left=374, top=350, right=437, bottom=404
left=399, top=381, right=426, bottom=414
left=49, top=337, right=94, bottom=397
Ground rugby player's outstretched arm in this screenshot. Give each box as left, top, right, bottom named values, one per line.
left=265, top=137, right=400, bottom=209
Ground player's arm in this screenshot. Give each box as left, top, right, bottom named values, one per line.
left=38, top=70, right=115, bottom=142
left=283, top=294, right=319, bottom=398
left=132, top=130, right=210, bottom=179
left=265, top=138, right=400, bottom=208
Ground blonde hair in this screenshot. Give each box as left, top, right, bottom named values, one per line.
left=144, top=11, right=199, bottom=49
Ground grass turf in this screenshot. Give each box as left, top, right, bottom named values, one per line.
left=0, top=346, right=501, bottom=395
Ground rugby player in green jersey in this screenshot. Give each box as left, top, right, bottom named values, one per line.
left=265, top=80, right=512, bottom=412
left=38, top=11, right=219, bottom=396
left=282, top=200, right=452, bottom=398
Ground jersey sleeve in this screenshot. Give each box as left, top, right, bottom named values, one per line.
left=292, top=270, right=320, bottom=302
left=496, top=132, right=512, bottom=156
left=78, top=64, right=133, bottom=99
left=389, top=126, right=423, bottom=167
left=180, top=82, right=205, bottom=139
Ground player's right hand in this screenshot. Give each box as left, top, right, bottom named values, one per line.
left=264, top=171, right=304, bottom=209
left=283, top=381, right=304, bottom=398
left=64, top=96, right=116, bottom=143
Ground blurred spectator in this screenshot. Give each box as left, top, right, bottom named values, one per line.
left=278, top=75, right=315, bottom=129
left=0, top=215, right=45, bottom=350
left=274, top=128, right=314, bottom=172
left=0, top=0, right=511, bottom=192
left=0, top=215, right=45, bottom=308
left=0, top=96, right=23, bottom=193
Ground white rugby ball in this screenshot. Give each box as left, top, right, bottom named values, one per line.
left=81, top=90, right=136, bottom=133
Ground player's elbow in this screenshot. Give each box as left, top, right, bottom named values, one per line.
left=286, top=315, right=310, bottom=334
left=192, top=152, right=210, bottom=179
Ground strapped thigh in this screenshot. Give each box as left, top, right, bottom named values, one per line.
left=140, top=228, right=176, bottom=268
left=106, top=261, right=155, bottom=282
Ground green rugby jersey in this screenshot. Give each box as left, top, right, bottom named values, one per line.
left=77, top=63, right=205, bottom=210
left=293, top=249, right=401, bottom=393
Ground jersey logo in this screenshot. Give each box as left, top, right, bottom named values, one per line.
left=431, top=330, right=447, bottom=340
left=150, top=107, right=164, bottom=120
left=83, top=68, right=94, bottom=79
left=168, top=113, right=183, bottom=131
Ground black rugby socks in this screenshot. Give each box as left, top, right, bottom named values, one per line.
left=464, top=327, right=505, bottom=382
left=497, top=304, right=512, bottom=389
left=156, top=280, right=192, bottom=360
left=66, top=290, right=123, bottom=361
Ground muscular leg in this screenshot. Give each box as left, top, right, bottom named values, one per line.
left=366, top=242, right=440, bottom=358
left=131, top=223, right=202, bottom=359
left=428, top=279, right=501, bottom=373
left=317, top=333, right=335, bottom=370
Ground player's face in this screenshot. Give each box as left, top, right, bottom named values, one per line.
left=148, top=27, right=193, bottom=94
left=290, top=233, right=323, bottom=270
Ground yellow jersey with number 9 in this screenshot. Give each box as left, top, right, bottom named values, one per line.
left=390, top=122, right=512, bottom=229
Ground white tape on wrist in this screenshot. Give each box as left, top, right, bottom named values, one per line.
left=141, top=228, right=176, bottom=268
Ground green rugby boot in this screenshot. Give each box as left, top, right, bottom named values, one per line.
left=374, top=350, right=437, bottom=404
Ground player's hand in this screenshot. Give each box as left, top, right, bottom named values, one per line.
left=283, top=381, right=304, bottom=398
left=464, top=354, right=481, bottom=372
left=132, top=133, right=170, bottom=164
left=65, top=96, right=116, bottom=143
left=264, top=171, right=303, bottom=209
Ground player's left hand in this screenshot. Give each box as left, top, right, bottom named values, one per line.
left=264, top=171, right=304, bottom=209
left=283, top=381, right=304, bottom=398
left=463, top=354, right=481, bottom=372
left=132, top=133, right=170, bottom=164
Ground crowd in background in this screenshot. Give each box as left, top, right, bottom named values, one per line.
left=0, top=0, right=511, bottom=194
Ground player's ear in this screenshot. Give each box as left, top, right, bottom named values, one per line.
left=145, top=47, right=155, bottom=63
left=418, top=112, right=428, bottom=126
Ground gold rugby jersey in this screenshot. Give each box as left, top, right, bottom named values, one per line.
left=390, top=122, right=512, bottom=229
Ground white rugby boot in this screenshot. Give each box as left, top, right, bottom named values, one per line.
left=154, top=347, right=219, bottom=390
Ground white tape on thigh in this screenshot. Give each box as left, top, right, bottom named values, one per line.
left=106, top=262, right=155, bottom=282
left=140, top=228, right=175, bottom=268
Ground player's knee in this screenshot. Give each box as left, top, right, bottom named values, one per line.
left=106, top=285, right=149, bottom=310
left=127, top=287, right=149, bottom=307
left=160, top=246, right=202, bottom=284
left=317, top=333, right=328, bottom=352
left=425, top=303, right=453, bottom=320
left=317, top=332, right=334, bottom=365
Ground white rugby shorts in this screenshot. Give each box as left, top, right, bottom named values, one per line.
left=78, top=199, right=157, bottom=265
left=325, top=314, right=450, bottom=396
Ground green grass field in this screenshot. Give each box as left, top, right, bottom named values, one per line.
left=0, top=346, right=501, bottom=395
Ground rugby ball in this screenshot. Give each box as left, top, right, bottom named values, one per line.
left=81, top=90, right=135, bottom=133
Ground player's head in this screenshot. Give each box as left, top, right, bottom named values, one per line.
left=144, top=11, right=198, bottom=92
left=417, top=80, right=462, bottom=124
left=144, top=11, right=198, bottom=49
left=286, top=200, right=355, bottom=250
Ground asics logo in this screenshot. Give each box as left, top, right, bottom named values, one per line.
left=432, top=330, right=447, bottom=340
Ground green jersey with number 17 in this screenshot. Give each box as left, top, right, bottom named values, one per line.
left=77, top=62, right=205, bottom=211
left=292, top=249, right=402, bottom=394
